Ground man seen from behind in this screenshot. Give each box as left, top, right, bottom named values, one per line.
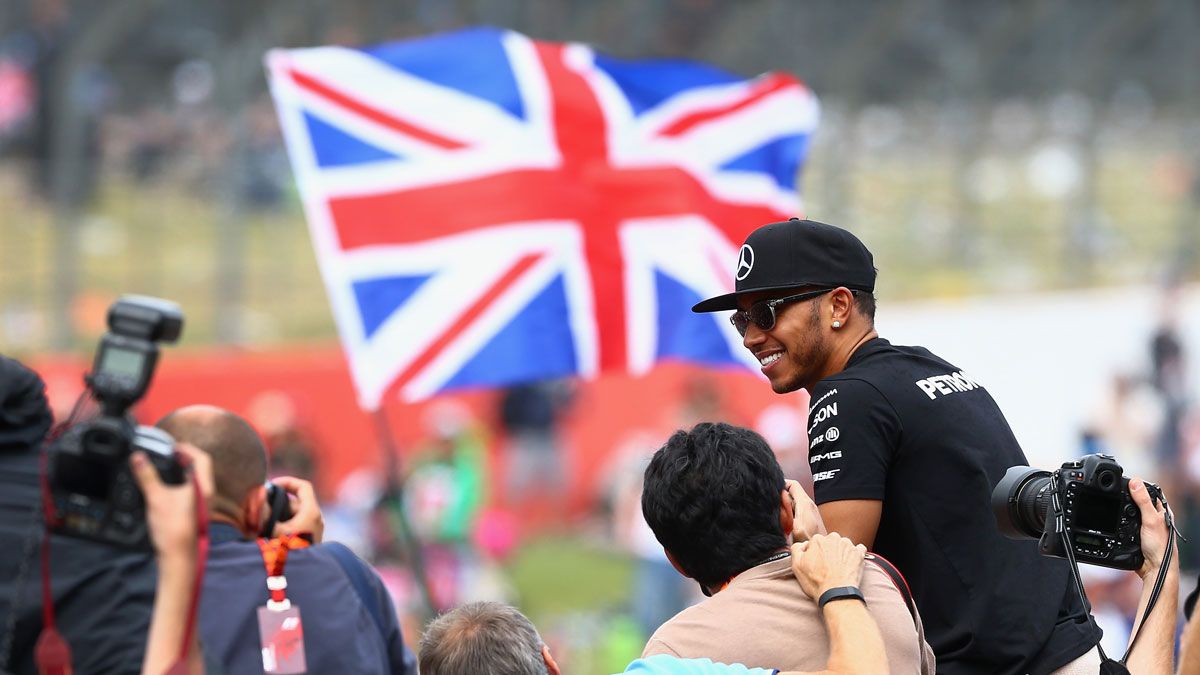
left=158, top=404, right=416, bottom=675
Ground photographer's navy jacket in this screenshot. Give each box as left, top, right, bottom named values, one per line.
left=200, top=524, right=416, bottom=675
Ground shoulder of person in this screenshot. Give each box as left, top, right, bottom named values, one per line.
left=859, top=559, right=914, bottom=608
left=807, top=376, right=893, bottom=418
left=641, top=635, right=684, bottom=659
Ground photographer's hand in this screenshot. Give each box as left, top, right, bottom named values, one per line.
left=1125, top=478, right=1178, bottom=675
left=789, top=534, right=884, bottom=675
left=786, top=479, right=827, bottom=544
left=1132, top=479, right=1170, bottom=579
left=132, top=443, right=210, bottom=675
left=269, top=476, right=324, bottom=543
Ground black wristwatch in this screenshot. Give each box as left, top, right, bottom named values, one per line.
left=818, top=586, right=866, bottom=609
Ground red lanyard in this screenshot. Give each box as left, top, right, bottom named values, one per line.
left=257, top=535, right=309, bottom=610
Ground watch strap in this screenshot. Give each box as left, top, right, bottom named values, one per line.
left=818, top=585, right=866, bottom=608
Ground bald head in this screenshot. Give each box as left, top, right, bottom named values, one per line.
left=157, top=405, right=267, bottom=518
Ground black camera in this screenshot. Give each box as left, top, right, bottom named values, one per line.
left=260, top=482, right=295, bottom=538
left=992, top=454, right=1146, bottom=571
left=47, top=296, right=185, bottom=549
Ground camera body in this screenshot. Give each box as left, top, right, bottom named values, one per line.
left=260, top=482, right=295, bottom=538
left=1041, top=454, right=1143, bottom=570
left=47, top=296, right=185, bottom=549
left=992, top=454, right=1143, bottom=571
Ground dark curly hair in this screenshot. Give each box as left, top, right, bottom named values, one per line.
left=641, top=422, right=787, bottom=589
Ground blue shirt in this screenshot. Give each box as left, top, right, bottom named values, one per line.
left=199, top=524, right=416, bottom=675
left=623, top=655, right=778, bottom=675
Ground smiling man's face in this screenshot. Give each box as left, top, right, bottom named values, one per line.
left=735, top=287, right=834, bottom=394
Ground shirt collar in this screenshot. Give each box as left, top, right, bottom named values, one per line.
left=210, top=522, right=249, bottom=545
left=847, top=336, right=889, bottom=368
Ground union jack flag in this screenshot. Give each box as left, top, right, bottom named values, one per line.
left=267, top=27, right=818, bottom=409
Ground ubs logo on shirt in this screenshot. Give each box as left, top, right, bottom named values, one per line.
left=914, top=370, right=983, bottom=400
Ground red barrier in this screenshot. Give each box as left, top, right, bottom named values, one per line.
left=28, top=346, right=806, bottom=514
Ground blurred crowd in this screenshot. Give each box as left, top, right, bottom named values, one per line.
left=1076, top=280, right=1198, bottom=654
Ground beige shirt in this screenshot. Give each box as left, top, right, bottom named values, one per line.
left=643, top=556, right=935, bottom=674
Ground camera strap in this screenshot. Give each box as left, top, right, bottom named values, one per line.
left=34, top=447, right=71, bottom=675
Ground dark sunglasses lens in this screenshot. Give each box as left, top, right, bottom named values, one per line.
left=731, top=312, right=750, bottom=336
left=750, top=303, right=775, bottom=331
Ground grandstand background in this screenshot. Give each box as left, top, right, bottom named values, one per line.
left=1, top=0, right=1196, bottom=351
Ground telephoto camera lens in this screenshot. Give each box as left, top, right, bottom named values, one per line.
left=992, top=466, right=1055, bottom=539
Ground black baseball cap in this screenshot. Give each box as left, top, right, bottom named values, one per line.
left=692, top=218, right=876, bottom=313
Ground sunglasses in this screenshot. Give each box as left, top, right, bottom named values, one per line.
left=729, top=288, right=837, bottom=336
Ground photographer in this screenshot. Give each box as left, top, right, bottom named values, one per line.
left=0, top=355, right=160, bottom=675
left=157, top=404, right=417, bottom=674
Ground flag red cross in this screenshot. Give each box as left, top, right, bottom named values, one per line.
left=287, top=43, right=788, bottom=391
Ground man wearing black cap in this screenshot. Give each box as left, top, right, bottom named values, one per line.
left=693, top=219, right=1103, bottom=674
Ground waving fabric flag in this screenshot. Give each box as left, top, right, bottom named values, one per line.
left=267, top=27, right=819, bottom=409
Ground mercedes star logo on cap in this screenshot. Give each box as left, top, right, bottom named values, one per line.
left=736, top=244, right=755, bottom=281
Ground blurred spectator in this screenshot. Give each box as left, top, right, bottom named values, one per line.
left=126, top=107, right=177, bottom=183
left=248, top=390, right=321, bottom=491
left=402, top=400, right=488, bottom=610
left=499, top=379, right=574, bottom=520
left=237, top=98, right=289, bottom=211
left=16, top=0, right=106, bottom=206
left=610, top=434, right=696, bottom=640
left=1150, top=281, right=1189, bottom=469
left=1081, top=372, right=1162, bottom=481
left=322, top=467, right=384, bottom=558
left=673, top=374, right=723, bottom=429
left=754, top=402, right=810, bottom=485
left=1079, top=566, right=1139, bottom=658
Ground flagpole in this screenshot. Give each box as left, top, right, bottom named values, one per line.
left=370, top=406, right=439, bottom=619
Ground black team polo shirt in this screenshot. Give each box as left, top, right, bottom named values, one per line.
left=806, top=338, right=1100, bottom=675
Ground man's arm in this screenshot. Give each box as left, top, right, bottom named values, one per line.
left=1122, top=478, right=1178, bottom=675
left=1180, top=599, right=1200, bottom=674
left=786, top=480, right=826, bottom=543
left=804, top=380, right=898, bottom=549
left=816, top=500, right=881, bottom=549
left=134, top=444, right=212, bottom=675
left=786, top=533, right=887, bottom=675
